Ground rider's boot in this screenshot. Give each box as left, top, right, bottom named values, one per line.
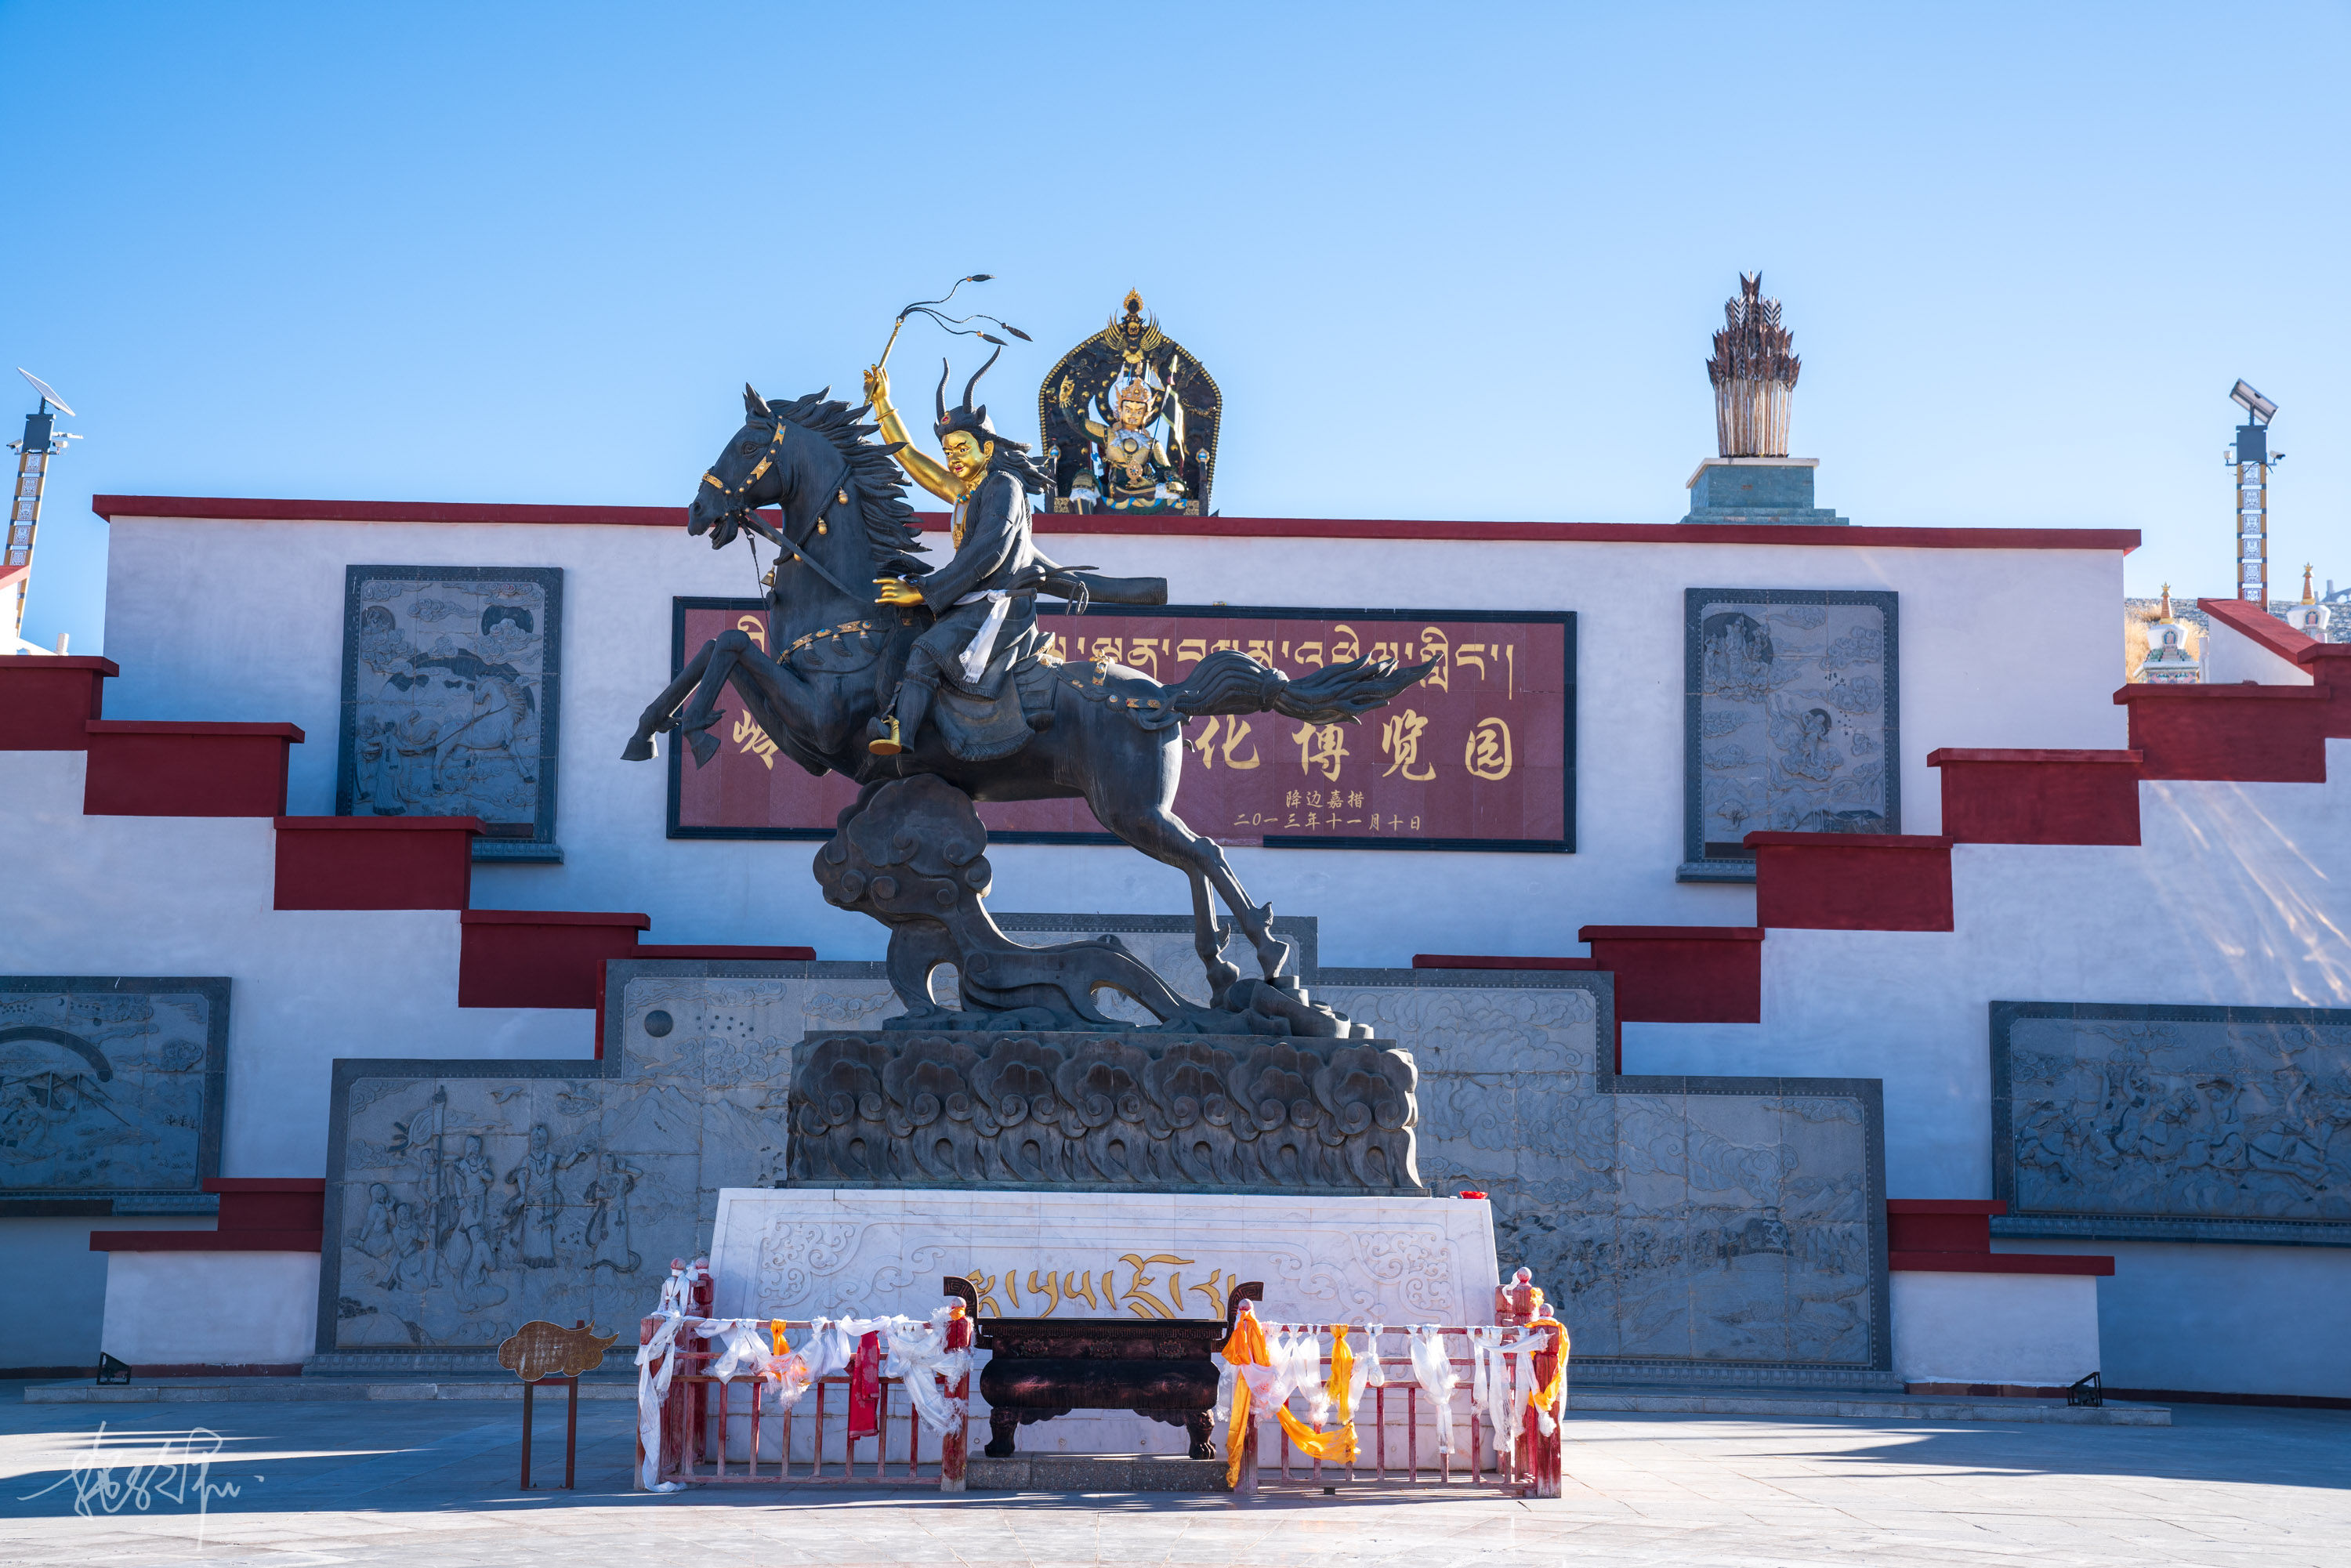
left=868, top=678, right=935, bottom=757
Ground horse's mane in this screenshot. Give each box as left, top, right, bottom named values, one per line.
left=766, top=390, right=929, bottom=572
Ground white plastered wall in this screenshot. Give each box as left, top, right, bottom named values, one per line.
left=2202, top=611, right=2314, bottom=686
left=100, top=1252, right=322, bottom=1367
left=5, top=748, right=581, bottom=1363
left=1996, top=1238, right=2351, bottom=1399
left=1630, top=740, right=2351, bottom=1396
left=98, top=513, right=2127, bottom=968
left=1889, top=1271, right=2101, bottom=1388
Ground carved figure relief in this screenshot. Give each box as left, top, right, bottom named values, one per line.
left=324, top=951, right=1883, bottom=1371
left=0, top=979, right=226, bottom=1198
left=336, top=565, right=563, bottom=857
left=1997, top=1004, right=2351, bottom=1237
left=1685, top=589, right=1899, bottom=872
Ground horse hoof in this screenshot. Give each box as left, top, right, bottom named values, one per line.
left=686, top=730, right=721, bottom=768
left=621, top=737, right=655, bottom=762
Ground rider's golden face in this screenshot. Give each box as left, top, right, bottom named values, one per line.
left=942, top=431, right=991, bottom=485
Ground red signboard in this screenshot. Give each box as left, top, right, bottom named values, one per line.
left=666, top=602, right=1574, bottom=853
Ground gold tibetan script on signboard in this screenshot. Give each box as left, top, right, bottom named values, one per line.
left=498, top=1319, right=619, bottom=1382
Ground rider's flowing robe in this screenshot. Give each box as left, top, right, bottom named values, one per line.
left=907, top=466, right=1046, bottom=691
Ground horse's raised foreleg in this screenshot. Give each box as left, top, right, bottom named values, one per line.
left=675, top=628, right=760, bottom=766
left=621, top=638, right=719, bottom=762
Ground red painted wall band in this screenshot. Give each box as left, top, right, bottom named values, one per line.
left=460, top=914, right=647, bottom=1009
left=90, top=1230, right=324, bottom=1254
left=1928, top=751, right=2143, bottom=846
left=2115, top=683, right=2346, bottom=783
left=1888, top=1251, right=2114, bottom=1276
left=1574, top=926, right=1763, bottom=1024
left=2198, top=595, right=2322, bottom=664
left=90, top=493, right=2141, bottom=552
left=273, top=817, right=480, bottom=911
left=0, top=658, right=117, bottom=749
left=83, top=724, right=299, bottom=817
left=1745, top=834, right=1955, bottom=932
left=1411, top=954, right=1603, bottom=970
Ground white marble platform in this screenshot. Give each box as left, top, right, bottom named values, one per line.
left=705, top=1188, right=1502, bottom=1455
left=708, top=1188, right=1501, bottom=1327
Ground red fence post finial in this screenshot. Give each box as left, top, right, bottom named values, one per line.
left=940, top=1303, right=974, bottom=1492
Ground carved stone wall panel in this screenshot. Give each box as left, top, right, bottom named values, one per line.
left=1992, top=1001, right=2351, bottom=1245
left=335, top=565, right=563, bottom=861
left=320, top=967, right=810, bottom=1356
left=318, top=944, right=1890, bottom=1375
left=1682, top=588, right=1900, bottom=881
left=1320, top=971, right=1886, bottom=1373
left=0, top=977, right=228, bottom=1206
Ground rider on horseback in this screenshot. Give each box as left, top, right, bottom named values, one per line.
left=862, top=346, right=1054, bottom=757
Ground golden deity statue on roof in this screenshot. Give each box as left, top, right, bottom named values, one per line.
left=1038, top=289, right=1223, bottom=516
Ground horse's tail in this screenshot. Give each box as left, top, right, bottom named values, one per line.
left=1164, top=650, right=1436, bottom=726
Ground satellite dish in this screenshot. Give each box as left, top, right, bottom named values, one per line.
left=18, top=368, right=74, bottom=418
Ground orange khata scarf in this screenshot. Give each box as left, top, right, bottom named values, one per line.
left=1223, top=1315, right=1357, bottom=1485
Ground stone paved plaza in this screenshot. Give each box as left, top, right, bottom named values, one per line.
left=2, top=1385, right=2345, bottom=1566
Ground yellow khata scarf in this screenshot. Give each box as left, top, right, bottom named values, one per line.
left=770, top=1320, right=791, bottom=1359
left=1527, top=1316, right=1568, bottom=1418
left=1222, top=1311, right=1268, bottom=1487
left=1223, top=1316, right=1357, bottom=1485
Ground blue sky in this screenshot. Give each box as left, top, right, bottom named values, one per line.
left=5, top=2, right=2346, bottom=653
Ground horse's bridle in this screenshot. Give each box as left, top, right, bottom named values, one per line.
left=701, top=417, right=788, bottom=508
left=700, top=416, right=870, bottom=603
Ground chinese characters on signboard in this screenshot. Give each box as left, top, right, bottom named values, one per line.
left=1683, top=588, right=1898, bottom=878
left=668, top=603, right=1574, bottom=853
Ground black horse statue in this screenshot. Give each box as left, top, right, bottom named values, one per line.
left=624, top=386, right=1429, bottom=1030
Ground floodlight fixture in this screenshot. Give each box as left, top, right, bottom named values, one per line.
left=16, top=368, right=74, bottom=418
left=2229, top=378, right=2277, bottom=425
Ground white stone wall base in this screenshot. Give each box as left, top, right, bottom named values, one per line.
left=100, top=1252, right=322, bottom=1367
left=1891, top=1271, right=2099, bottom=1387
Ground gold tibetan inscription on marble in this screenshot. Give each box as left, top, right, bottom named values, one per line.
left=957, top=1255, right=1230, bottom=1320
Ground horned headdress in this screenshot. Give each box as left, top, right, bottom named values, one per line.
left=933, top=343, right=1032, bottom=451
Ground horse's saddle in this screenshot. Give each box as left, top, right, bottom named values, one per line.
left=933, top=661, right=1059, bottom=761
left=931, top=646, right=1186, bottom=763
left=917, top=570, right=1179, bottom=764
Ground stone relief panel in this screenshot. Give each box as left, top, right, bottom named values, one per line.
left=321, top=963, right=831, bottom=1354
left=335, top=565, right=563, bottom=861
left=1320, top=972, right=1882, bottom=1371
left=1993, top=1001, right=2351, bottom=1244
left=319, top=943, right=1887, bottom=1374
left=1683, top=588, right=1899, bottom=878
left=0, top=977, right=226, bottom=1201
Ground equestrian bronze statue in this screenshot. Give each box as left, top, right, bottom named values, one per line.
left=623, top=349, right=1430, bottom=1034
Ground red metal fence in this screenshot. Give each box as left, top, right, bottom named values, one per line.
left=640, top=1319, right=1564, bottom=1497
left=639, top=1316, right=975, bottom=1490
